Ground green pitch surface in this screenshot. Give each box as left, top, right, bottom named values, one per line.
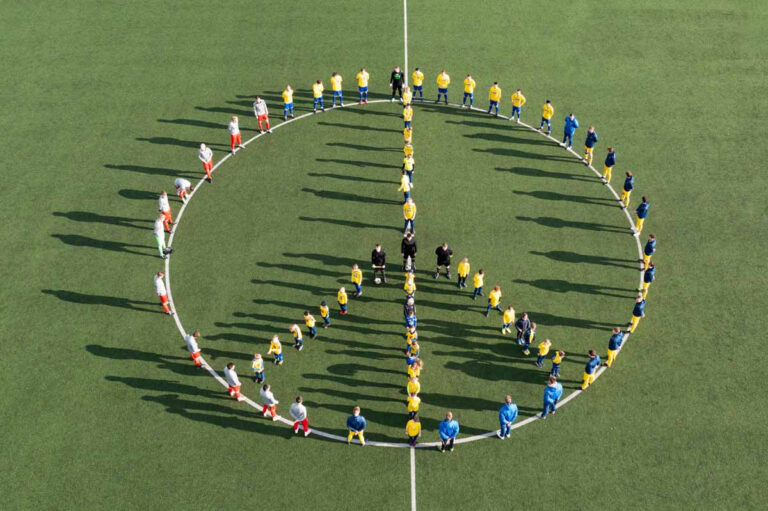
left=2, top=1, right=766, bottom=509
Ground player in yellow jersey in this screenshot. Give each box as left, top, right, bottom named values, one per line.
left=268, top=335, right=283, bottom=365
left=403, top=105, right=413, bottom=129
left=536, top=339, right=552, bottom=368
left=406, top=415, right=422, bottom=446
left=355, top=67, right=370, bottom=104
left=408, top=358, right=423, bottom=379
left=406, top=325, right=418, bottom=347
left=407, top=376, right=421, bottom=396
left=330, top=72, right=343, bottom=107
left=502, top=305, right=516, bottom=334
left=337, top=287, right=348, bottom=315
left=456, top=257, right=470, bottom=288
left=485, top=285, right=502, bottom=316
left=404, top=126, right=413, bottom=144
left=436, top=70, right=450, bottom=104
left=404, top=141, right=414, bottom=158
left=303, top=311, right=317, bottom=339
left=461, top=74, right=476, bottom=108
left=351, top=263, right=363, bottom=297
left=403, top=153, right=415, bottom=184
left=539, top=99, right=554, bottom=135
left=319, top=300, right=330, bottom=328
left=289, top=323, right=303, bottom=351
left=402, top=85, right=413, bottom=106
left=399, top=170, right=413, bottom=203
left=403, top=198, right=416, bottom=232
left=407, top=394, right=421, bottom=420
left=411, top=67, right=425, bottom=101
left=488, top=82, right=502, bottom=116
left=404, top=272, right=416, bottom=296
left=510, top=89, right=526, bottom=122
left=251, top=353, right=265, bottom=383
left=550, top=350, right=565, bottom=377
left=312, top=80, right=325, bottom=113
left=282, top=85, right=294, bottom=120
left=472, top=269, right=485, bottom=299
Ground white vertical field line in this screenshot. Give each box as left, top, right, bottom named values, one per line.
left=403, top=0, right=409, bottom=85
left=410, top=447, right=417, bottom=511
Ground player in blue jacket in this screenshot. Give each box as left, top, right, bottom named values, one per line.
left=561, top=113, right=579, bottom=149
left=635, top=196, right=650, bottom=233
left=641, top=261, right=656, bottom=299
left=346, top=406, right=367, bottom=446
left=629, top=293, right=646, bottom=333
left=438, top=411, right=460, bottom=452
left=583, top=126, right=598, bottom=166
left=603, top=147, right=616, bottom=183
left=581, top=349, right=602, bottom=390
left=541, top=375, right=564, bottom=419
left=604, top=327, right=624, bottom=367
left=620, top=171, right=634, bottom=208
left=642, top=234, right=656, bottom=269
left=497, top=395, right=518, bottom=439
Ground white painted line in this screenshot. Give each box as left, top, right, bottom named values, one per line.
left=403, top=0, right=409, bottom=85
left=163, top=98, right=647, bottom=449
left=410, top=447, right=417, bottom=511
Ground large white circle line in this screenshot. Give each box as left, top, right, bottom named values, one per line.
left=162, top=98, right=645, bottom=448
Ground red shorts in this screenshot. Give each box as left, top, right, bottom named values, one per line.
left=257, top=114, right=268, bottom=121
left=159, top=295, right=169, bottom=304
left=190, top=351, right=200, bottom=359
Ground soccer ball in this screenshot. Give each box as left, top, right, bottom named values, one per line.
left=374, top=278, right=382, bottom=285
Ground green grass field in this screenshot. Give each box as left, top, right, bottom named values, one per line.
left=2, top=0, right=767, bottom=509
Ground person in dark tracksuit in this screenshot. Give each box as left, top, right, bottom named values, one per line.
left=371, top=244, right=387, bottom=283
left=434, top=242, right=453, bottom=279
left=401, top=232, right=417, bottom=271
left=390, top=66, right=405, bottom=101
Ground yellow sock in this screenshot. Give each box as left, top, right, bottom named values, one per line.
left=359, top=432, right=365, bottom=445
left=347, top=431, right=354, bottom=443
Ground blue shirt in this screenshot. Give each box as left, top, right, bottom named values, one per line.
left=605, top=151, right=616, bottom=167
left=563, top=116, right=579, bottom=135
left=633, top=299, right=646, bottom=317
left=623, top=176, right=635, bottom=192
left=347, top=415, right=367, bottom=431
left=585, top=356, right=601, bottom=375
left=405, top=315, right=418, bottom=328
left=644, top=238, right=656, bottom=256
left=543, top=383, right=563, bottom=403
left=644, top=266, right=656, bottom=284
left=522, top=328, right=535, bottom=344
left=608, top=332, right=624, bottom=350
left=636, top=201, right=649, bottom=219
left=499, top=403, right=518, bottom=424
left=406, top=354, right=417, bottom=366
left=585, top=130, right=598, bottom=148
left=439, top=419, right=460, bottom=440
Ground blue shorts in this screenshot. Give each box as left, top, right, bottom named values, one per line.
left=463, top=92, right=473, bottom=98
left=284, top=102, right=293, bottom=109
left=438, top=88, right=448, bottom=94
left=333, top=90, right=342, bottom=97
left=413, top=85, right=423, bottom=91
left=512, top=106, right=521, bottom=114
left=541, top=117, right=551, bottom=124
left=404, top=121, right=412, bottom=128
left=489, top=100, right=498, bottom=106
left=358, top=86, right=368, bottom=93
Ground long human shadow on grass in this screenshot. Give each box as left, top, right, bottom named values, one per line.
left=136, top=136, right=228, bottom=151
left=104, top=163, right=198, bottom=179
left=317, top=121, right=401, bottom=133
left=495, top=166, right=595, bottom=182
left=316, top=158, right=395, bottom=169
left=51, top=233, right=155, bottom=257
left=195, top=105, right=252, bottom=117
left=283, top=252, right=360, bottom=268
left=325, top=363, right=403, bottom=377
left=301, top=188, right=400, bottom=205
left=299, top=216, right=403, bottom=232
left=251, top=278, right=328, bottom=297
left=307, top=172, right=395, bottom=185
left=256, top=261, right=343, bottom=278
left=41, top=289, right=163, bottom=314
left=513, top=278, right=636, bottom=299
left=105, top=375, right=223, bottom=399
left=513, top=190, right=617, bottom=208
left=463, top=132, right=552, bottom=147
left=445, top=118, right=529, bottom=131
left=516, top=216, right=628, bottom=234
left=156, top=117, right=260, bottom=132
left=530, top=250, right=639, bottom=270
left=527, top=310, right=615, bottom=330
left=52, top=211, right=153, bottom=230
left=86, top=345, right=203, bottom=377
left=298, top=386, right=402, bottom=404
left=326, top=142, right=400, bottom=152
left=118, top=189, right=160, bottom=201
left=473, top=147, right=574, bottom=163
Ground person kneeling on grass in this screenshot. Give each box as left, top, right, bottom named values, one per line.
left=438, top=411, right=459, bottom=452
left=290, top=396, right=310, bottom=436
left=347, top=406, right=367, bottom=446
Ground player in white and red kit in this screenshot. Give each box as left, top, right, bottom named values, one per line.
left=223, top=362, right=245, bottom=401
left=253, top=97, right=272, bottom=134
left=174, top=178, right=193, bottom=203
left=158, top=191, right=172, bottom=232
left=154, top=272, right=173, bottom=315
left=153, top=216, right=172, bottom=258
left=198, top=143, right=214, bottom=183
left=185, top=330, right=202, bottom=367
left=228, top=116, right=244, bottom=154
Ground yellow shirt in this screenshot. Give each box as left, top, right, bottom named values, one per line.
left=282, top=89, right=293, bottom=104
left=356, top=71, right=369, bottom=87
left=404, top=279, right=416, bottom=294
left=542, top=103, right=554, bottom=120
left=304, top=314, right=316, bottom=328
left=406, top=330, right=418, bottom=344
left=511, top=92, right=526, bottom=107
left=412, top=70, right=424, bottom=86
left=489, top=85, right=502, bottom=102
left=437, top=73, right=451, bottom=88
left=463, top=77, right=476, bottom=93
left=503, top=308, right=515, bottom=324
left=473, top=272, right=484, bottom=288
left=268, top=340, right=282, bottom=355
left=407, top=380, right=421, bottom=394
left=489, top=289, right=502, bottom=306
left=403, top=128, right=413, bottom=143
left=320, top=304, right=329, bottom=317
left=290, top=325, right=302, bottom=339
left=538, top=342, right=551, bottom=356
left=457, top=261, right=470, bottom=277
left=402, top=90, right=413, bottom=104
left=407, top=396, right=421, bottom=412
left=330, top=75, right=342, bottom=91
left=312, top=83, right=324, bottom=98
left=403, top=202, right=416, bottom=219
left=408, top=364, right=421, bottom=378
left=403, top=107, right=413, bottom=122
left=404, top=144, right=414, bottom=157
left=403, top=156, right=414, bottom=170
left=406, top=420, right=421, bottom=436
left=251, top=359, right=264, bottom=372
left=399, top=174, right=411, bottom=192
left=553, top=352, right=564, bottom=364
left=351, top=269, right=362, bottom=284
left=337, top=290, right=348, bottom=304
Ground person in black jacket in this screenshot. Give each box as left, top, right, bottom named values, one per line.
left=371, top=244, right=387, bottom=283
left=401, top=232, right=417, bottom=271
left=390, top=66, right=405, bottom=101
left=434, top=242, right=453, bottom=279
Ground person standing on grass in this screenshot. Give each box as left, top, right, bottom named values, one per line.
left=185, top=330, right=202, bottom=367
left=337, top=287, right=348, bottom=315
left=371, top=244, right=387, bottom=283
left=515, top=312, right=531, bottom=346
left=174, top=177, right=193, bottom=204
left=198, top=143, right=213, bottom=183
left=347, top=406, right=367, bottom=445
left=457, top=257, right=470, bottom=288
left=158, top=191, right=173, bottom=232
left=319, top=300, right=331, bottom=328
left=228, top=115, right=244, bottom=154
left=268, top=335, right=284, bottom=365
left=350, top=263, right=363, bottom=297
left=581, top=350, right=602, bottom=390
left=635, top=196, right=650, bottom=233
left=403, top=153, right=415, bottom=184
left=461, top=74, right=476, bottom=108
left=488, top=82, right=502, bottom=116
left=498, top=395, right=518, bottom=439
left=435, top=70, right=450, bottom=104
left=620, top=171, right=634, bottom=208
left=502, top=305, right=516, bottom=335
left=471, top=269, right=485, bottom=300
left=402, top=85, right=413, bottom=106
left=411, top=67, right=425, bottom=101
left=390, top=66, right=405, bottom=101
left=224, top=362, right=245, bottom=402
left=407, top=376, right=421, bottom=397
left=404, top=126, right=413, bottom=144
left=252, top=97, right=272, bottom=133
left=408, top=358, right=423, bottom=379
left=434, top=242, right=453, bottom=279
left=485, top=285, right=502, bottom=316
left=561, top=113, right=579, bottom=149
left=550, top=350, right=565, bottom=377
left=399, top=170, right=413, bottom=204
left=312, top=80, right=325, bottom=113
left=290, top=396, right=311, bottom=436
left=153, top=215, right=172, bottom=259
left=404, top=272, right=416, bottom=297
left=303, top=311, right=317, bottom=339
left=540, top=100, right=554, bottom=134
left=536, top=339, right=552, bottom=368
left=541, top=375, right=563, bottom=419
left=438, top=411, right=459, bottom=452
left=330, top=72, right=343, bottom=108
left=604, top=327, right=624, bottom=368
left=642, top=234, right=657, bottom=269
left=406, top=415, right=422, bottom=446
left=603, top=147, right=616, bottom=183
left=583, top=126, right=598, bottom=166
left=356, top=68, right=370, bottom=104
left=260, top=383, right=278, bottom=420
left=251, top=353, right=265, bottom=383
left=401, top=230, right=418, bottom=269
left=154, top=272, right=172, bottom=315
left=641, top=262, right=656, bottom=299
left=405, top=310, right=418, bottom=331
left=629, top=294, right=646, bottom=333
left=282, top=85, right=295, bottom=120
left=403, top=104, right=414, bottom=129
left=521, top=321, right=537, bottom=356
left=407, top=394, right=421, bottom=420
left=510, top=88, right=526, bottom=122
left=403, top=297, right=416, bottom=322
left=289, top=324, right=303, bottom=352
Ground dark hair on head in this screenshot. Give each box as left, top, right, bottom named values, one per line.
left=589, top=349, right=596, bottom=356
